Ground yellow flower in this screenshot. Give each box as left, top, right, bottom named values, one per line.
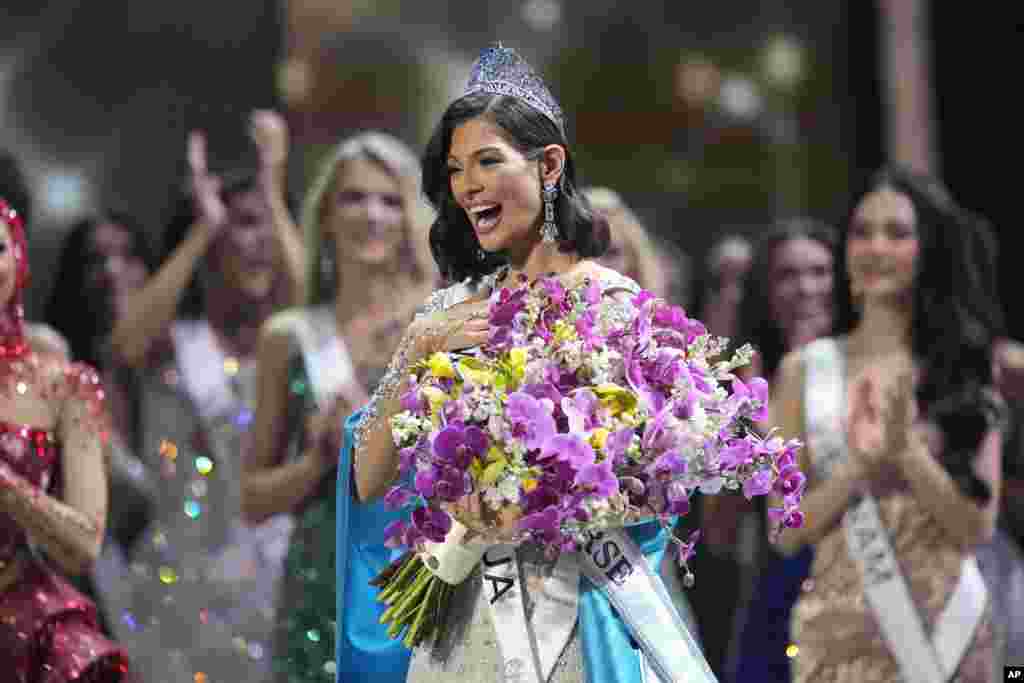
left=593, top=383, right=638, bottom=416
left=590, top=428, right=610, bottom=450
left=522, top=479, right=539, bottom=493
left=480, top=458, right=508, bottom=486
left=420, top=386, right=449, bottom=424
left=486, top=445, right=506, bottom=462
left=458, top=358, right=497, bottom=386
left=427, top=352, right=456, bottom=379
left=469, top=457, right=484, bottom=481
left=552, top=320, right=577, bottom=345
left=497, top=347, right=528, bottom=389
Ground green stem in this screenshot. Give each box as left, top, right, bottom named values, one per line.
left=378, top=556, right=422, bottom=604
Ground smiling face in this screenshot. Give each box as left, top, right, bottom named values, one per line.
left=210, top=188, right=280, bottom=298
left=847, top=187, right=920, bottom=304
left=768, top=236, right=833, bottom=348
left=447, top=117, right=545, bottom=255
left=324, top=156, right=405, bottom=266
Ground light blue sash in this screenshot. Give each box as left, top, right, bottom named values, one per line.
left=578, top=520, right=716, bottom=683
left=335, top=408, right=411, bottom=681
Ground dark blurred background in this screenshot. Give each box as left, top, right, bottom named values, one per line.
left=1, top=0, right=1017, bottom=336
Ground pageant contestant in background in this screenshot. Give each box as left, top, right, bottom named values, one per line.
left=107, top=113, right=305, bottom=682
left=728, top=219, right=836, bottom=682
left=0, top=199, right=131, bottom=681
left=244, top=130, right=429, bottom=681
left=776, top=167, right=1005, bottom=681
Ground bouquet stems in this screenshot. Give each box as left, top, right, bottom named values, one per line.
left=372, top=521, right=490, bottom=649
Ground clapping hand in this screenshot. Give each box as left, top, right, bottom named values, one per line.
left=250, top=109, right=289, bottom=179
left=847, top=367, right=915, bottom=479
left=187, top=130, right=227, bottom=230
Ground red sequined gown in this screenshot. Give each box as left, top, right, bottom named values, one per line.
left=0, top=422, right=130, bottom=683
left=0, top=199, right=129, bottom=682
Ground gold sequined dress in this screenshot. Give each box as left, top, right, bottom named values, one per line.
left=791, top=341, right=1001, bottom=682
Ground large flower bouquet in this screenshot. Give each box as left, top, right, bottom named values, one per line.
left=372, top=274, right=805, bottom=648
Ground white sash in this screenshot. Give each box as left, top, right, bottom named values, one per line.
left=171, top=319, right=241, bottom=423
left=483, top=529, right=715, bottom=683
left=171, top=319, right=294, bottom=563
left=483, top=544, right=554, bottom=683
left=803, top=338, right=988, bottom=682
left=282, top=307, right=369, bottom=410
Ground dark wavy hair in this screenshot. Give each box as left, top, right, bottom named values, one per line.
left=45, top=211, right=157, bottom=368
left=422, top=93, right=608, bottom=283
left=836, top=166, right=1006, bottom=501
left=735, top=218, right=837, bottom=380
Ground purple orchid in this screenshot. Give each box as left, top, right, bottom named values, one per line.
left=399, top=380, right=427, bottom=415
left=506, top=392, right=557, bottom=450
left=774, top=464, right=806, bottom=497
left=433, top=423, right=489, bottom=470
left=642, top=404, right=680, bottom=455
left=519, top=505, right=563, bottom=544
left=675, top=529, right=701, bottom=566
left=574, top=460, right=619, bottom=498
left=664, top=480, right=691, bottom=515
left=433, top=465, right=471, bottom=502
left=540, top=433, right=596, bottom=470
left=384, top=485, right=414, bottom=510
left=730, top=376, right=770, bottom=422
left=541, top=277, right=567, bottom=308
left=650, top=449, right=688, bottom=478
left=742, top=468, right=774, bottom=499
left=412, top=505, right=452, bottom=543
left=718, top=439, right=755, bottom=470
left=605, top=428, right=635, bottom=465
left=562, top=389, right=600, bottom=434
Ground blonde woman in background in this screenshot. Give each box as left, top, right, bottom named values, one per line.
left=243, top=131, right=431, bottom=681
left=584, top=186, right=670, bottom=299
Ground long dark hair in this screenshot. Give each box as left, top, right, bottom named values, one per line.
left=836, top=166, right=1006, bottom=501
left=736, top=219, right=837, bottom=379
left=422, top=93, right=608, bottom=283
left=45, top=211, right=157, bottom=368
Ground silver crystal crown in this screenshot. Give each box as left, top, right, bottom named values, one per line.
left=463, top=44, right=564, bottom=130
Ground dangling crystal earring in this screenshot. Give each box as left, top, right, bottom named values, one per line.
left=541, top=181, right=559, bottom=243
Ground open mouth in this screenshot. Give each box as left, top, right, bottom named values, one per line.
left=469, top=204, right=502, bottom=233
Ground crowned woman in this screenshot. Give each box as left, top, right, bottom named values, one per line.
left=336, top=46, right=717, bottom=683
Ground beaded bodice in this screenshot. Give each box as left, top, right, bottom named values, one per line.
left=0, top=422, right=58, bottom=564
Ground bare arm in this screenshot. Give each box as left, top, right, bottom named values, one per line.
left=251, top=110, right=307, bottom=307
left=241, top=318, right=336, bottom=524
left=112, top=131, right=225, bottom=368
left=110, top=219, right=216, bottom=367
left=771, top=351, right=872, bottom=556
left=0, top=369, right=108, bottom=575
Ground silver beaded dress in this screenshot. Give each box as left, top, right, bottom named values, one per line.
left=108, top=319, right=294, bottom=683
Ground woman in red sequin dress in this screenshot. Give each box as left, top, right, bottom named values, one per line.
left=0, top=198, right=130, bottom=682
